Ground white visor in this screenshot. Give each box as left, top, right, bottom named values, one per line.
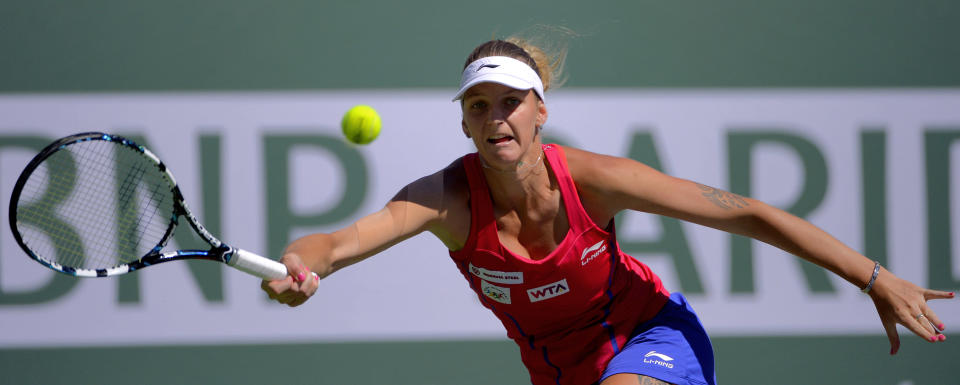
left=452, top=56, right=545, bottom=102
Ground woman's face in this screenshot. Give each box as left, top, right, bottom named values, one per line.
left=460, top=82, right=547, bottom=170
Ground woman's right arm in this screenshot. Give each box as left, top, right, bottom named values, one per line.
left=262, top=166, right=460, bottom=307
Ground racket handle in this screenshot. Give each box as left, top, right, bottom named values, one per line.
left=228, top=248, right=290, bottom=281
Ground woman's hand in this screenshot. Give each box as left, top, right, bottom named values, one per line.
left=869, top=268, right=955, bottom=354
left=260, top=253, right=319, bottom=307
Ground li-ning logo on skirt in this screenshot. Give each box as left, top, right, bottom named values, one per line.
left=643, top=351, right=675, bottom=369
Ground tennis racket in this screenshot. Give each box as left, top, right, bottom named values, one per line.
left=9, top=132, right=298, bottom=280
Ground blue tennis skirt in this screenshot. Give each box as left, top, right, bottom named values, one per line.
left=600, top=292, right=716, bottom=385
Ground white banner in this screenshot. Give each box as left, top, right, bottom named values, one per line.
left=0, top=90, right=958, bottom=347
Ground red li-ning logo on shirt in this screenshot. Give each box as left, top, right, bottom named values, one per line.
left=527, top=279, right=570, bottom=303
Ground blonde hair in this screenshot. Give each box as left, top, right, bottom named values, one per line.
left=462, top=26, right=574, bottom=93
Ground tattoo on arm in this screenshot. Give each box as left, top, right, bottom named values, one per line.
left=696, top=183, right=749, bottom=210
left=637, top=375, right=674, bottom=385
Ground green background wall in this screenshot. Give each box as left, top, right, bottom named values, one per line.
left=3, top=0, right=959, bottom=92
left=2, top=1, right=958, bottom=384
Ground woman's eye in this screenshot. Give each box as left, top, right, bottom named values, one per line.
left=470, top=101, right=487, bottom=110
left=505, top=98, right=521, bottom=106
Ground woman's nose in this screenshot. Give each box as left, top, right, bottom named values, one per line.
left=490, top=105, right=509, bottom=122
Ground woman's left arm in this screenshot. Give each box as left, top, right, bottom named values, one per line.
left=566, top=146, right=955, bottom=354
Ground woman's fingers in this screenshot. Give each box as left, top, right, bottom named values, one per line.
left=924, top=289, right=957, bottom=301
left=260, top=261, right=320, bottom=307
left=872, top=278, right=955, bottom=354
left=263, top=276, right=293, bottom=297
left=916, top=302, right=947, bottom=342
left=900, top=297, right=948, bottom=343
left=920, top=307, right=947, bottom=335
left=256, top=254, right=319, bottom=307
left=306, top=271, right=320, bottom=297
left=898, top=308, right=939, bottom=344
left=917, top=288, right=954, bottom=340
left=913, top=312, right=939, bottom=339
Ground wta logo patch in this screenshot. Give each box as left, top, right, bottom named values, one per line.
left=527, top=279, right=569, bottom=303
left=480, top=280, right=511, bottom=304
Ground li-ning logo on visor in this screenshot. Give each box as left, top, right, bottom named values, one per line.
left=477, top=63, right=500, bottom=71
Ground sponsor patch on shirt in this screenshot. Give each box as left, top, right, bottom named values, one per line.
left=527, top=279, right=570, bottom=303
left=469, top=263, right=523, bottom=284
left=480, top=280, right=511, bottom=304
left=580, top=240, right=607, bottom=266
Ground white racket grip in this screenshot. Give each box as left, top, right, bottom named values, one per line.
left=228, top=248, right=288, bottom=280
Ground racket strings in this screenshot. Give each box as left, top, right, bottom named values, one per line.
left=18, top=147, right=96, bottom=269
left=114, top=156, right=173, bottom=258
left=62, top=142, right=139, bottom=267
left=15, top=140, right=176, bottom=270
left=116, top=160, right=152, bottom=254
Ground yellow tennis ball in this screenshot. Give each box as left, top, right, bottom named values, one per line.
left=341, top=105, right=382, bottom=145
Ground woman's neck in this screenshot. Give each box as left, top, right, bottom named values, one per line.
left=482, top=146, right=554, bottom=212
left=479, top=149, right=543, bottom=175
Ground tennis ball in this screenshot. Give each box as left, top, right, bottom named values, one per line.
left=341, top=105, right=382, bottom=145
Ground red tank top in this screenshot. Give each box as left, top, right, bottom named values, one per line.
left=449, top=144, right=670, bottom=385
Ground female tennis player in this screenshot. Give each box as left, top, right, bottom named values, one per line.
left=262, top=38, right=954, bottom=385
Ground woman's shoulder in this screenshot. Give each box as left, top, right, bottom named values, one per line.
left=415, top=156, right=471, bottom=250
left=556, top=144, right=666, bottom=216
left=440, top=156, right=470, bottom=198
left=552, top=145, right=629, bottom=225
left=556, top=144, right=627, bottom=188
left=402, top=156, right=469, bottom=202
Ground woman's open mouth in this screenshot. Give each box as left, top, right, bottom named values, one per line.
left=487, top=134, right=514, bottom=144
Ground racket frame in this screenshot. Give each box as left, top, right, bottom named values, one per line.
left=9, top=132, right=285, bottom=279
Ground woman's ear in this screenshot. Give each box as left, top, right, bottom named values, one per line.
left=461, top=120, right=471, bottom=138
left=537, top=100, right=548, bottom=127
